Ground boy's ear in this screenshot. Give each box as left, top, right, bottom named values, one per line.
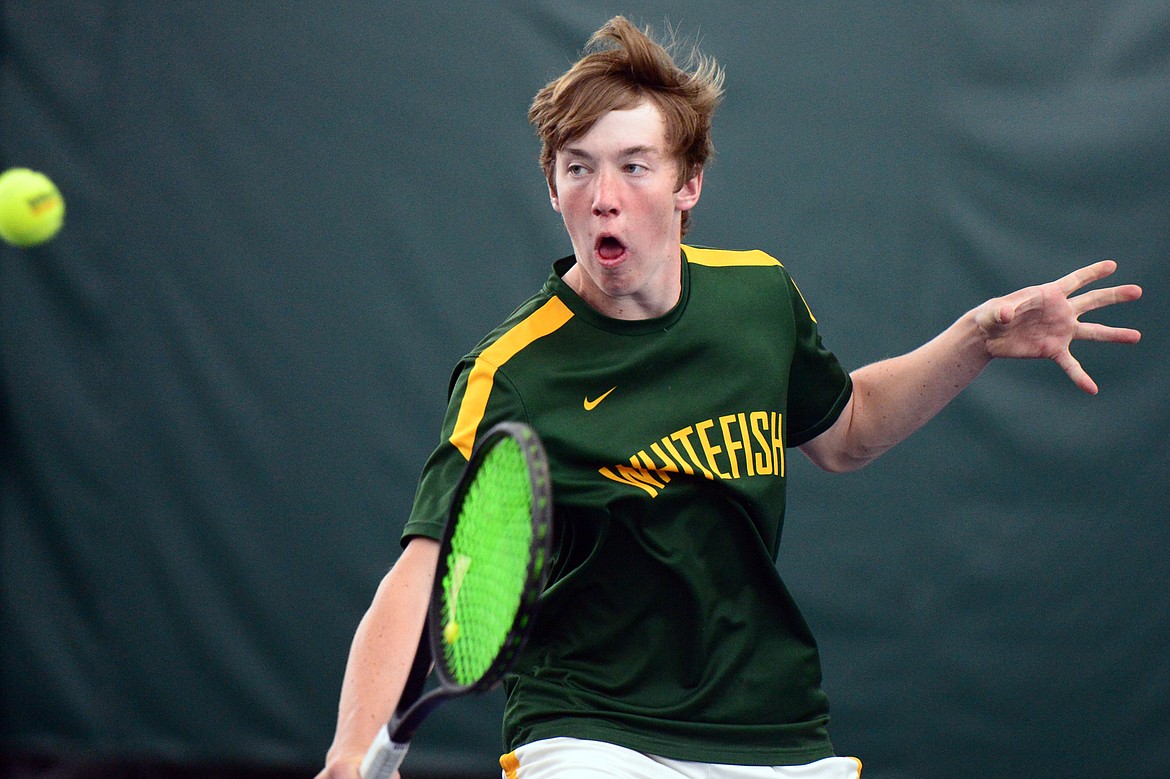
left=548, top=179, right=561, bottom=213
left=675, top=166, right=703, bottom=212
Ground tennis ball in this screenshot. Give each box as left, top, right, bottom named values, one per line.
left=0, top=168, right=65, bottom=248
left=443, top=621, right=460, bottom=644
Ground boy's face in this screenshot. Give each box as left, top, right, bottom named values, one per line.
left=550, top=100, right=702, bottom=320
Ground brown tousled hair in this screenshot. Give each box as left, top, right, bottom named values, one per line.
left=528, top=16, right=724, bottom=236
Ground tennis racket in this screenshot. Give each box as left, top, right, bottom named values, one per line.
left=360, top=422, right=554, bottom=779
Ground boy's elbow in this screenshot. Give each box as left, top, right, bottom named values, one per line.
left=803, top=444, right=876, bottom=474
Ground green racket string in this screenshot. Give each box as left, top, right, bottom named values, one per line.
left=439, top=437, right=535, bottom=686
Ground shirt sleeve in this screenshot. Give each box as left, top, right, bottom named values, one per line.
left=400, top=355, right=527, bottom=544
left=782, top=269, right=853, bottom=447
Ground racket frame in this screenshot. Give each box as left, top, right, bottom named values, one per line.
left=361, top=422, right=553, bottom=778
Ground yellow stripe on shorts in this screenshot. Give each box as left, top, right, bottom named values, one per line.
left=499, top=751, right=520, bottom=779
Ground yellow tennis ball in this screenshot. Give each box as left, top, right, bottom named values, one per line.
left=0, top=168, right=65, bottom=248
left=443, top=621, right=460, bottom=644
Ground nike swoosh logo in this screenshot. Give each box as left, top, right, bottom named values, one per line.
left=583, top=387, right=617, bottom=411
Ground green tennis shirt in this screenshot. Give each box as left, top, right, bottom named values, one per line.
left=402, top=245, right=853, bottom=766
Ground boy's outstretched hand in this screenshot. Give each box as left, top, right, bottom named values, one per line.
left=975, top=260, right=1143, bottom=394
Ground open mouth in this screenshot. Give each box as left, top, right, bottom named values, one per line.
left=596, top=235, right=627, bottom=262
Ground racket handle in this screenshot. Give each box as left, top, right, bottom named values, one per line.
left=360, top=724, right=410, bottom=779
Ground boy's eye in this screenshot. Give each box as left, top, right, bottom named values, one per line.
left=566, top=163, right=587, bottom=176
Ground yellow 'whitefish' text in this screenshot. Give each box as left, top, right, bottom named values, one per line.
left=599, top=411, right=785, bottom=497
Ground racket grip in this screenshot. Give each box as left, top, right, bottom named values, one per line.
left=360, top=724, right=410, bottom=779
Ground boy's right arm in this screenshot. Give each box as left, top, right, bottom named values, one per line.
left=316, top=536, right=441, bottom=779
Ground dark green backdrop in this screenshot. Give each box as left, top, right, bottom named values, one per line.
left=2, top=2, right=1166, bottom=777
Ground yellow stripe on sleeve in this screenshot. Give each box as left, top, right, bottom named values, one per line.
left=449, top=296, right=573, bottom=458
left=789, top=277, right=818, bottom=323
left=683, top=245, right=819, bottom=322
left=682, top=244, right=781, bottom=267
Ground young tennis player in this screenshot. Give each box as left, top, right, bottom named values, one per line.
left=317, top=16, right=1142, bottom=779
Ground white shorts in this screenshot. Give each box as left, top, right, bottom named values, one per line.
left=500, top=737, right=862, bottom=779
